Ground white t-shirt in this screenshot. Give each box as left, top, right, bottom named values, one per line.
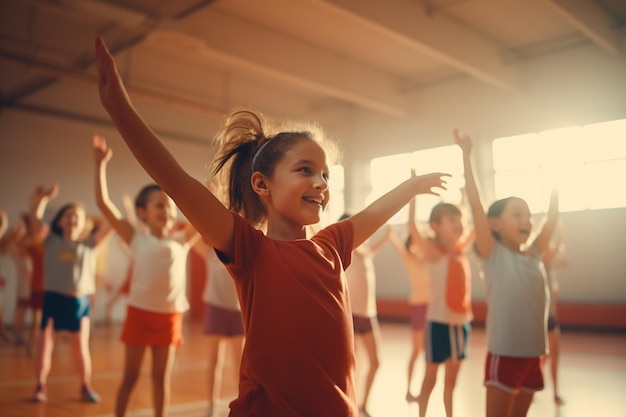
left=426, top=252, right=473, bottom=325
left=480, top=241, right=549, bottom=357
left=345, top=245, right=377, bottom=318
left=127, top=231, right=190, bottom=313
left=202, top=248, right=240, bottom=311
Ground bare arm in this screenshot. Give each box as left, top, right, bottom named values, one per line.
left=455, top=129, right=493, bottom=258
left=407, top=172, right=440, bottom=262
left=349, top=172, right=448, bottom=250
left=28, top=183, right=59, bottom=240
left=93, top=134, right=134, bottom=245
left=532, top=188, right=560, bottom=256
left=95, top=36, right=234, bottom=257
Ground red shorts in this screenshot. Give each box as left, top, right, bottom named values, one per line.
left=121, top=305, right=184, bottom=347
left=485, top=352, right=544, bottom=393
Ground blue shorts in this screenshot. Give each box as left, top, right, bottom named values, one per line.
left=203, top=303, right=244, bottom=337
left=41, top=291, right=90, bottom=332
left=352, top=315, right=377, bottom=335
left=424, top=321, right=470, bottom=363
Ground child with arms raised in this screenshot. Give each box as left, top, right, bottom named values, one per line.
left=95, top=36, right=448, bottom=417
left=92, top=134, right=198, bottom=417
left=455, top=129, right=558, bottom=417
left=29, top=184, right=110, bottom=402
left=388, top=194, right=430, bottom=403
left=340, top=213, right=390, bottom=417
left=403, top=170, right=474, bottom=417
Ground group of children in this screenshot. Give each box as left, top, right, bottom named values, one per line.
left=0, top=34, right=565, bottom=417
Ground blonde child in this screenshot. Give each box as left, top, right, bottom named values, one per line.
left=193, top=238, right=244, bottom=417
left=455, top=129, right=559, bottom=417
left=340, top=214, right=390, bottom=417
left=29, top=184, right=110, bottom=402
left=95, top=35, right=448, bottom=417
left=92, top=134, right=198, bottom=417
left=401, top=170, right=474, bottom=417
left=387, top=195, right=430, bottom=402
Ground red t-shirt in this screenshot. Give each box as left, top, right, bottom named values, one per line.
left=220, top=213, right=357, bottom=417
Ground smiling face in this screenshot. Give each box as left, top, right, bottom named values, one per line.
left=259, top=138, right=330, bottom=237
left=489, top=197, right=532, bottom=250
left=431, top=213, right=464, bottom=246
left=137, top=189, right=177, bottom=237
left=55, top=205, right=87, bottom=241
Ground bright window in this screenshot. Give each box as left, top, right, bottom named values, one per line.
left=368, top=145, right=464, bottom=224
left=493, top=119, right=626, bottom=212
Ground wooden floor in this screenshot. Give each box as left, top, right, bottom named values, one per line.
left=0, top=320, right=625, bottom=417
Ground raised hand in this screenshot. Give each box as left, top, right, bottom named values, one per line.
left=0, top=210, right=7, bottom=238
left=32, top=183, right=59, bottom=204
left=414, top=172, right=450, bottom=196
left=453, top=128, right=473, bottom=154
left=95, top=36, right=132, bottom=117
left=92, top=134, right=113, bottom=165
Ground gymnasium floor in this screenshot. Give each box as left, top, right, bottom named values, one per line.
left=0, top=320, right=624, bottom=417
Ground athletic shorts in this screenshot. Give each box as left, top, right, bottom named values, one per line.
left=30, top=290, right=45, bottom=309
left=547, top=315, right=559, bottom=332
left=424, top=321, right=470, bottom=363
left=410, top=303, right=428, bottom=331
left=203, top=303, right=244, bottom=337
left=40, top=291, right=90, bottom=332
left=352, top=315, right=377, bottom=335
left=484, top=352, right=544, bottom=393
left=121, top=305, right=184, bottom=347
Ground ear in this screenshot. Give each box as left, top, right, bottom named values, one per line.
left=251, top=172, right=270, bottom=196
left=488, top=217, right=500, bottom=233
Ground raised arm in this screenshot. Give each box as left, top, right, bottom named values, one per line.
left=454, top=129, right=493, bottom=258
left=349, top=172, right=448, bottom=250
left=95, top=36, right=234, bottom=257
left=407, top=171, right=440, bottom=262
left=93, top=135, right=134, bottom=245
left=28, top=183, right=59, bottom=240
left=532, top=187, right=560, bottom=256
left=0, top=210, right=7, bottom=241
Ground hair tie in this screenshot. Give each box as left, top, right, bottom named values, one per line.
left=251, top=135, right=271, bottom=172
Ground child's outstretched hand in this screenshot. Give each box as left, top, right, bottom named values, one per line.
left=31, top=183, right=59, bottom=205
left=0, top=210, right=7, bottom=232
left=453, top=128, right=473, bottom=153
left=92, top=134, right=113, bottom=165
left=415, top=172, right=450, bottom=196
left=95, top=36, right=131, bottom=116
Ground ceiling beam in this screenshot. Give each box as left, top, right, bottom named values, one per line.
left=317, top=0, right=517, bottom=91
left=541, top=0, right=622, bottom=55
left=0, top=50, right=227, bottom=117
left=161, top=10, right=407, bottom=118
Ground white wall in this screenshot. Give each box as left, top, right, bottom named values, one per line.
left=1, top=42, right=625, bottom=324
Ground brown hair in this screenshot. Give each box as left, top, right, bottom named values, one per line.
left=50, top=203, right=85, bottom=237
left=210, top=110, right=337, bottom=228
left=429, top=202, right=461, bottom=224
